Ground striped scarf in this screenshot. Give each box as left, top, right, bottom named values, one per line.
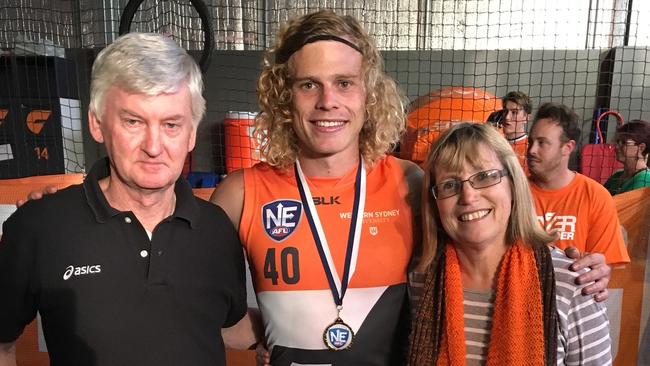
left=408, top=242, right=557, bottom=365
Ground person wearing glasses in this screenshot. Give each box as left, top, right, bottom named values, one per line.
left=527, top=103, right=629, bottom=271
left=604, top=119, right=650, bottom=195
left=408, top=122, right=612, bottom=365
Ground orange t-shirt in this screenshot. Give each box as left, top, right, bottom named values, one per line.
left=240, top=156, right=414, bottom=363
left=509, top=134, right=528, bottom=172
left=530, top=173, right=630, bottom=265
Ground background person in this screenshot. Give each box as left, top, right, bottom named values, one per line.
left=409, top=123, right=611, bottom=365
left=604, top=119, right=650, bottom=195
left=501, top=91, right=532, bottom=169
left=527, top=102, right=629, bottom=271
left=0, top=33, right=247, bottom=366
left=485, top=91, right=531, bottom=170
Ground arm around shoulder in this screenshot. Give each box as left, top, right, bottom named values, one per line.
left=210, top=170, right=245, bottom=230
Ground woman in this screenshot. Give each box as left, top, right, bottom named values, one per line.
left=408, top=123, right=611, bottom=365
left=604, top=119, right=650, bottom=195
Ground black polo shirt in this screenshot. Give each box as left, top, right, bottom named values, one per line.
left=0, top=158, right=246, bottom=366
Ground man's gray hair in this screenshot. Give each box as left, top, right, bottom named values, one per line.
left=89, top=32, right=206, bottom=127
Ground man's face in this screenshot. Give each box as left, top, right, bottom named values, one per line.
left=502, top=100, right=528, bottom=138
left=615, top=135, right=643, bottom=165
left=527, top=118, right=572, bottom=181
left=289, top=40, right=366, bottom=161
left=89, top=84, right=196, bottom=193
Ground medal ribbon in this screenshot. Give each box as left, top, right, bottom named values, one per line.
left=294, top=157, right=366, bottom=307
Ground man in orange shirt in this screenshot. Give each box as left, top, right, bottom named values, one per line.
left=528, top=102, right=630, bottom=266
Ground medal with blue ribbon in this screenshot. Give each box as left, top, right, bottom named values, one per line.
left=294, top=157, right=366, bottom=351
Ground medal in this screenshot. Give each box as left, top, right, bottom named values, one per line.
left=295, top=157, right=366, bottom=351
left=323, top=306, right=355, bottom=350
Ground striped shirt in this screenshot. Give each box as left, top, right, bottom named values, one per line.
left=462, top=289, right=494, bottom=365
left=409, top=247, right=612, bottom=365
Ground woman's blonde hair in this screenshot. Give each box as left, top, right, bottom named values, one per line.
left=417, top=122, right=554, bottom=271
left=255, top=10, right=407, bottom=169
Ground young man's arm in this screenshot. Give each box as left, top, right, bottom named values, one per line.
left=210, top=170, right=245, bottom=231
left=211, top=170, right=265, bottom=350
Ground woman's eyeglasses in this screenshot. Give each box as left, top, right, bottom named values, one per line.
left=432, top=169, right=509, bottom=199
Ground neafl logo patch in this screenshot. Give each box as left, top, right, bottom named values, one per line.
left=63, top=264, right=102, bottom=280
left=262, top=200, right=302, bottom=242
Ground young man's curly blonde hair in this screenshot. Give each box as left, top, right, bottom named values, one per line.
left=255, top=10, right=407, bottom=169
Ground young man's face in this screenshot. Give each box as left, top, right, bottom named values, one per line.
left=502, top=100, right=528, bottom=138
left=527, top=118, right=573, bottom=181
left=288, top=39, right=366, bottom=161
left=89, top=84, right=196, bottom=193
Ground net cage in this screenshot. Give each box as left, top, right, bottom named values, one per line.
left=1, top=0, right=649, bottom=183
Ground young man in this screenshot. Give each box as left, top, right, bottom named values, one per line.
left=212, top=10, right=422, bottom=365
left=527, top=102, right=630, bottom=267
left=0, top=33, right=247, bottom=365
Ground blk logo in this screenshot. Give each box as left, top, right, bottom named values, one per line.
left=313, top=196, right=341, bottom=205
left=262, top=200, right=302, bottom=242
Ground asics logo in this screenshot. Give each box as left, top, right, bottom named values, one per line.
left=63, top=264, right=102, bottom=280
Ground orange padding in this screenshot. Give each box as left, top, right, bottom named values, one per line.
left=609, top=187, right=650, bottom=365
left=0, top=174, right=85, bottom=204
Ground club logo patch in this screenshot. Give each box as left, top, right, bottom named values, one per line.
left=262, top=200, right=302, bottom=242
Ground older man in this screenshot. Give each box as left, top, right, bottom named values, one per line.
left=0, top=33, right=246, bottom=365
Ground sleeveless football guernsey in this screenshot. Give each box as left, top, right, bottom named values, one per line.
left=240, top=156, right=414, bottom=365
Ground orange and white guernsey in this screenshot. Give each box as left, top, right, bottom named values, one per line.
left=240, top=156, right=414, bottom=365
